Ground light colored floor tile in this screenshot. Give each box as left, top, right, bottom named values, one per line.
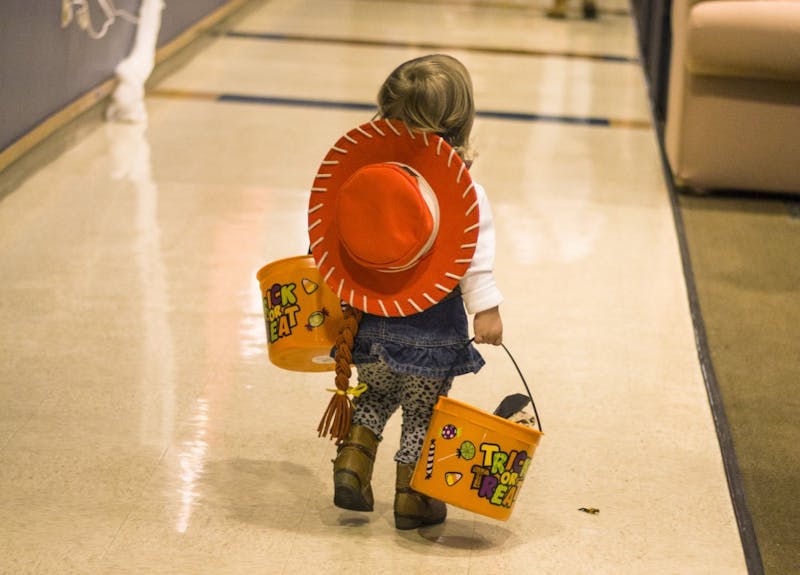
left=237, top=0, right=639, bottom=58
left=0, top=0, right=747, bottom=573
left=156, top=38, right=651, bottom=121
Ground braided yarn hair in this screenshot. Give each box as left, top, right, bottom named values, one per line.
left=316, top=304, right=363, bottom=442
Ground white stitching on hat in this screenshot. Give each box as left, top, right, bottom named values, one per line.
left=311, top=119, right=478, bottom=318
left=369, top=121, right=385, bottom=136
left=376, top=163, right=439, bottom=273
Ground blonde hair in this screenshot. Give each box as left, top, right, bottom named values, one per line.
left=376, top=54, right=475, bottom=161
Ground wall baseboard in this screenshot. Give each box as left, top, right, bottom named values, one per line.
left=0, top=79, right=117, bottom=173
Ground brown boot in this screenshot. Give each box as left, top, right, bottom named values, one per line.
left=394, top=463, right=447, bottom=530
left=333, top=425, right=379, bottom=511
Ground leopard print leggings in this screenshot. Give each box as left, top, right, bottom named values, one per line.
left=352, top=358, right=454, bottom=464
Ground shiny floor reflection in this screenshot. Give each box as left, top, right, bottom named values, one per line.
left=0, top=0, right=746, bottom=573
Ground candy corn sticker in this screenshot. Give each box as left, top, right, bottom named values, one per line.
left=445, top=472, right=463, bottom=487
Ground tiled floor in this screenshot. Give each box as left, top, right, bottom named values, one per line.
left=0, top=0, right=748, bottom=573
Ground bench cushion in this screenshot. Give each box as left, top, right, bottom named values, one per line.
left=686, top=1, right=800, bottom=81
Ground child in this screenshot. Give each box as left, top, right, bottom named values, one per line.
left=308, top=54, right=503, bottom=530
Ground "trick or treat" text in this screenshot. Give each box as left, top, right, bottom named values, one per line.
left=264, top=282, right=300, bottom=342
left=470, top=443, right=532, bottom=508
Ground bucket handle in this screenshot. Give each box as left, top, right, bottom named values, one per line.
left=453, top=339, right=542, bottom=433
left=499, top=342, right=543, bottom=433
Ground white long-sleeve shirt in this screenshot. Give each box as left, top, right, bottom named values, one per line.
left=460, top=182, right=503, bottom=315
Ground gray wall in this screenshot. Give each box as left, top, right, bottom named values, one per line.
left=0, top=0, right=232, bottom=152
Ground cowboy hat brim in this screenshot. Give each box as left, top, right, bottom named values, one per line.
left=308, top=119, right=479, bottom=317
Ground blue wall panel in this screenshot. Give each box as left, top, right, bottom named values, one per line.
left=0, top=0, right=231, bottom=152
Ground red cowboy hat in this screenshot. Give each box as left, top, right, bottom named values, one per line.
left=307, top=119, right=480, bottom=317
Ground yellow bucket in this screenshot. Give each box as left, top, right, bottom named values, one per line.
left=256, top=255, right=344, bottom=372
left=411, top=391, right=543, bottom=521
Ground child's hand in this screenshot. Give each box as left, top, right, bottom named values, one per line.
left=473, top=306, right=503, bottom=345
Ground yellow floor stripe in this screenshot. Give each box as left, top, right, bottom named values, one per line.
left=147, top=88, right=220, bottom=101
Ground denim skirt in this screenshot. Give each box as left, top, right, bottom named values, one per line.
left=351, top=293, right=485, bottom=378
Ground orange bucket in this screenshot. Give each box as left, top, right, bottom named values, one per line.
left=256, top=255, right=344, bottom=372
left=411, top=346, right=543, bottom=520
left=411, top=397, right=542, bottom=520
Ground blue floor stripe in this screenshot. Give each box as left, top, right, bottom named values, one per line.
left=224, top=31, right=639, bottom=64
left=478, top=110, right=610, bottom=126
left=217, top=93, right=612, bottom=127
